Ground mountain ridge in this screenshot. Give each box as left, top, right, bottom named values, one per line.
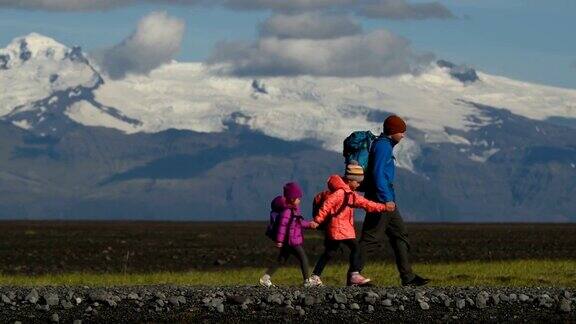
left=0, top=34, right=575, bottom=221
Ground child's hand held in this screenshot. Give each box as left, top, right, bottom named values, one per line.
left=385, top=201, right=396, bottom=212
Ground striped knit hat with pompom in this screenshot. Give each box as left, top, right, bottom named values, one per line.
left=344, top=161, right=364, bottom=182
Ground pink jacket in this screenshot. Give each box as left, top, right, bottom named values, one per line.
left=314, top=175, right=387, bottom=240
left=271, top=196, right=311, bottom=246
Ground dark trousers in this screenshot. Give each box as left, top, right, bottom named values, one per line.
left=359, top=207, right=415, bottom=282
left=312, top=239, right=361, bottom=276
left=266, top=245, right=310, bottom=281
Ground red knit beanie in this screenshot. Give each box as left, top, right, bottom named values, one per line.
left=383, top=115, right=407, bottom=135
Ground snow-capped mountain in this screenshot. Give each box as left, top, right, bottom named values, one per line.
left=0, top=33, right=140, bottom=136
left=1, top=34, right=575, bottom=221
left=3, top=34, right=575, bottom=170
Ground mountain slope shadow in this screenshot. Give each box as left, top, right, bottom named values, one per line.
left=101, top=125, right=319, bottom=184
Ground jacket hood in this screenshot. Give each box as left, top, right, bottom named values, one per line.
left=327, top=174, right=350, bottom=192
left=271, top=195, right=291, bottom=211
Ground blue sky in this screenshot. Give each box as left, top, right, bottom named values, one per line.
left=1, top=0, right=575, bottom=88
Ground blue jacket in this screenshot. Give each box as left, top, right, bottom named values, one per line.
left=365, top=135, right=396, bottom=203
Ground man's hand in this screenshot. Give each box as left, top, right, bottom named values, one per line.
left=385, top=201, right=396, bottom=212
left=275, top=242, right=283, bottom=248
left=309, top=221, right=319, bottom=229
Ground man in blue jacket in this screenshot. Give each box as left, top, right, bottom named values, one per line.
left=359, top=115, right=429, bottom=286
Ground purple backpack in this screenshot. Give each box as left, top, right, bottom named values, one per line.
left=265, top=196, right=290, bottom=240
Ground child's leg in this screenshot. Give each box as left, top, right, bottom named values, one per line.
left=312, top=239, right=340, bottom=276
left=291, top=245, right=310, bottom=281
left=342, top=239, right=362, bottom=273
left=265, top=246, right=291, bottom=276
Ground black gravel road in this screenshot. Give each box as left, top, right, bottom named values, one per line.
left=0, top=286, right=574, bottom=323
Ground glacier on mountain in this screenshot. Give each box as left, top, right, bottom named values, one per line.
left=1, top=33, right=575, bottom=172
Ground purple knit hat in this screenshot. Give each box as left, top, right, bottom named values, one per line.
left=283, top=182, right=303, bottom=200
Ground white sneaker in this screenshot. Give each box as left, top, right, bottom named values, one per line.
left=259, top=274, right=274, bottom=288
left=305, top=275, right=324, bottom=287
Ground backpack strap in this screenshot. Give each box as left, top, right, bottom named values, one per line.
left=334, top=190, right=352, bottom=216
left=287, top=207, right=296, bottom=227
left=279, top=208, right=297, bottom=243
left=323, top=190, right=352, bottom=225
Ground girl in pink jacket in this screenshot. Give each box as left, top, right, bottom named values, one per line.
left=309, top=163, right=388, bottom=286
left=260, top=182, right=315, bottom=287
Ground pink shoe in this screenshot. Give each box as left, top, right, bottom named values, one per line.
left=348, top=272, right=371, bottom=286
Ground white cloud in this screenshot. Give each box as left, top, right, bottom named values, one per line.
left=0, top=0, right=346, bottom=11
left=358, top=0, right=455, bottom=20
left=223, top=0, right=354, bottom=12
left=258, top=12, right=362, bottom=39
left=95, top=11, right=185, bottom=79
left=207, top=29, right=433, bottom=77
left=0, top=0, right=454, bottom=21
left=0, top=0, right=133, bottom=11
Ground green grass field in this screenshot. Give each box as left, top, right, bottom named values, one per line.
left=1, top=260, right=574, bottom=287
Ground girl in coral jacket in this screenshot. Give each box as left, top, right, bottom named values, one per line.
left=309, top=162, right=390, bottom=286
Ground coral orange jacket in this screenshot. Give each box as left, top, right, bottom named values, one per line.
left=314, top=175, right=387, bottom=240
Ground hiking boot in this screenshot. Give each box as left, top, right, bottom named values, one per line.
left=305, top=275, right=324, bottom=287
left=347, top=272, right=371, bottom=286
left=402, top=274, right=430, bottom=287
left=259, top=274, right=274, bottom=288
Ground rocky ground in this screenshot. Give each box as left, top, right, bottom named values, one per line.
left=0, top=286, right=574, bottom=323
